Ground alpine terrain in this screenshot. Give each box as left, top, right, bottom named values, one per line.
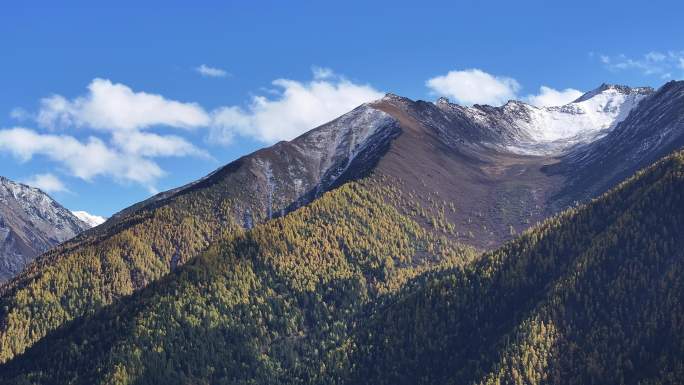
left=0, top=176, right=91, bottom=282
left=0, top=80, right=683, bottom=385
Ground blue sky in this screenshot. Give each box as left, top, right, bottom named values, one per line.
left=1, top=0, right=683, bottom=218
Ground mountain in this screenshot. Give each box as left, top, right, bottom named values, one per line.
left=548, top=81, right=684, bottom=205
left=0, top=177, right=479, bottom=384
left=71, top=211, right=106, bottom=227
left=437, top=83, right=653, bottom=155
left=0, top=81, right=682, bottom=366
left=2, top=142, right=683, bottom=384
left=345, top=147, right=684, bottom=385
left=0, top=176, right=90, bottom=282
left=95, top=82, right=663, bottom=251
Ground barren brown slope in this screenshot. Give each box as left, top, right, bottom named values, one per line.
left=0, top=103, right=402, bottom=363
left=0, top=93, right=560, bottom=363
left=368, top=96, right=564, bottom=249
left=1, top=84, right=678, bottom=363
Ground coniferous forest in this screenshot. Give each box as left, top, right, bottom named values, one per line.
left=1, top=148, right=683, bottom=385
left=3, top=4, right=684, bottom=385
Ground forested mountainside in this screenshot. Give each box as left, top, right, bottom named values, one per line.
left=347, top=149, right=684, bottom=385
left=0, top=81, right=682, bottom=369
left=0, top=176, right=90, bottom=282
left=0, top=178, right=477, bottom=384
left=2, top=143, right=683, bottom=385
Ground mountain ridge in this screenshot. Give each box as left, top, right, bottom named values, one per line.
left=0, top=80, right=682, bottom=366
left=0, top=176, right=90, bottom=282
left=2, top=138, right=683, bottom=385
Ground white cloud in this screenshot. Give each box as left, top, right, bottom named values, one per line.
left=210, top=70, right=383, bottom=143
left=426, top=69, right=581, bottom=107
left=23, top=173, right=68, bottom=193
left=37, top=78, right=210, bottom=131
left=0, top=127, right=164, bottom=190
left=7, top=78, right=214, bottom=192
left=196, top=64, right=228, bottom=78
left=111, top=131, right=209, bottom=158
left=645, top=51, right=666, bottom=62
left=525, top=86, right=583, bottom=107
left=599, top=50, right=684, bottom=76
left=4, top=70, right=382, bottom=191
left=426, top=69, right=520, bottom=106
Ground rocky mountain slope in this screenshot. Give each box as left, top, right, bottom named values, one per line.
left=105, top=82, right=667, bottom=250
left=0, top=176, right=89, bottom=282
left=0, top=80, right=682, bottom=366
left=345, top=147, right=684, bottom=385
left=2, top=137, right=683, bottom=385
left=549, top=81, right=684, bottom=205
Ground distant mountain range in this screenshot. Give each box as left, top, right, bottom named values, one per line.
left=0, top=176, right=94, bottom=282
left=105, top=82, right=679, bottom=250
left=71, top=210, right=106, bottom=228
left=0, top=81, right=683, bottom=384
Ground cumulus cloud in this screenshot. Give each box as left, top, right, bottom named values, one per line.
left=37, top=78, right=210, bottom=131
left=1, top=78, right=216, bottom=192
left=525, top=86, right=583, bottom=107
left=196, top=64, right=228, bottom=78
left=426, top=69, right=582, bottom=107
left=111, top=131, right=209, bottom=158
left=0, top=127, right=164, bottom=190
left=23, top=173, right=68, bottom=193
left=426, top=69, right=520, bottom=106
left=4, top=70, right=382, bottom=191
left=210, top=70, right=383, bottom=143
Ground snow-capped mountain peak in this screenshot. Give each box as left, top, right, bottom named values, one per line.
left=0, top=176, right=90, bottom=281
left=428, top=83, right=655, bottom=155
left=505, top=84, right=654, bottom=154
left=72, top=211, right=107, bottom=227
left=571, top=83, right=654, bottom=104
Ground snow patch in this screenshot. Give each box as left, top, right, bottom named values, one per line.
left=72, top=210, right=106, bottom=228
left=504, top=86, right=651, bottom=155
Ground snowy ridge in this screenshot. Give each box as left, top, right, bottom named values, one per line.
left=14, top=80, right=675, bottom=276
left=0, top=176, right=90, bottom=281
left=457, top=84, right=654, bottom=155
left=0, top=177, right=89, bottom=234
left=287, top=104, right=398, bottom=198
left=296, top=104, right=395, bottom=179
left=72, top=211, right=106, bottom=227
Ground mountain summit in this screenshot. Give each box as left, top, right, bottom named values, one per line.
left=3, top=114, right=684, bottom=385
left=0, top=81, right=682, bottom=366
left=434, top=83, right=655, bottom=155
left=29, top=82, right=682, bottom=254
left=571, top=83, right=654, bottom=103
left=0, top=176, right=90, bottom=281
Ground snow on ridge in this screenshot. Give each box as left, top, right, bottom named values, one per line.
left=72, top=210, right=106, bottom=228
left=505, top=86, right=651, bottom=155
left=296, top=104, right=395, bottom=177
left=0, top=176, right=89, bottom=245
left=1, top=177, right=70, bottom=223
